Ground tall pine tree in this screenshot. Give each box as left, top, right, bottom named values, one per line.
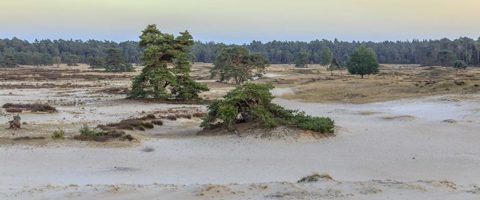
left=129, top=24, right=208, bottom=100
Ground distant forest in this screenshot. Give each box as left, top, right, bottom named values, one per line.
left=1, top=37, right=480, bottom=67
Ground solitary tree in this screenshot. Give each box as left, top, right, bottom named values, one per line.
left=104, top=48, right=133, bottom=72
left=211, top=46, right=269, bottom=84
left=321, top=47, right=333, bottom=65
left=294, top=51, right=310, bottom=68
left=347, top=46, right=379, bottom=78
left=129, top=24, right=208, bottom=100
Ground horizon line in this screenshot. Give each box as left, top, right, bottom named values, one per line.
left=1, top=36, right=480, bottom=45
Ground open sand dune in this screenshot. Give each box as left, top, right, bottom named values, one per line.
left=1, top=92, right=480, bottom=199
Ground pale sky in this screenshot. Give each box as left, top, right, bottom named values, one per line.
left=0, top=0, right=479, bottom=43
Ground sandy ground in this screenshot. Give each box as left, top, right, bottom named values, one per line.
left=1, top=94, right=480, bottom=199
left=1, top=65, right=480, bottom=199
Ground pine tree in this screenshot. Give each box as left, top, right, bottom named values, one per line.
left=211, top=46, right=269, bottom=84
left=129, top=24, right=208, bottom=100
left=104, top=48, right=133, bottom=72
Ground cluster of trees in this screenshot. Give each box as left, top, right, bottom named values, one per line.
left=194, top=38, right=480, bottom=67
left=0, top=38, right=140, bottom=67
left=2, top=37, right=480, bottom=68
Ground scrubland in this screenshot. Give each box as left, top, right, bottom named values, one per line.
left=1, top=64, right=480, bottom=199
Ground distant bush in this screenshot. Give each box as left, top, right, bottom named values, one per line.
left=201, top=83, right=335, bottom=134
left=453, top=60, right=467, bottom=70
left=51, top=128, right=65, bottom=139
left=79, top=124, right=101, bottom=137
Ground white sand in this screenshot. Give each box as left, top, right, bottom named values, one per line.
left=1, top=94, right=480, bottom=199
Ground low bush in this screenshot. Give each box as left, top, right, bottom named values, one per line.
left=79, top=124, right=101, bottom=137
left=75, top=124, right=134, bottom=142
left=2, top=103, right=57, bottom=113
left=201, top=83, right=335, bottom=134
left=51, top=128, right=65, bottom=139
left=297, top=173, right=333, bottom=183
left=453, top=60, right=467, bottom=70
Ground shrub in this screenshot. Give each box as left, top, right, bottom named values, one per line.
left=79, top=124, right=101, bottom=137
left=453, top=60, right=467, bottom=70
left=201, top=83, right=335, bottom=134
left=51, top=128, right=65, bottom=139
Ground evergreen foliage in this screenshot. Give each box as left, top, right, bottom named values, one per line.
left=201, top=83, right=335, bottom=133
left=211, top=46, right=269, bottom=84
left=1, top=37, right=480, bottom=67
left=321, top=47, right=333, bottom=65
left=294, top=51, right=310, bottom=68
left=1, top=54, right=18, bottom=68
left=453, top=60, right=468, bottom=69
left=437, top=50, right=455, bottom=67
left=104, top=48, right=133, bottom=72
left=347, top=46, right=379, bottom=78
left=129, top=25, right=208, bottom=100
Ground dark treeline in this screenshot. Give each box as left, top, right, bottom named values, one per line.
left=0, top=38, right=140, bottom=66
left=193, top=37, right=480, bottom=66
left=1, top=37, right=480, bottom=67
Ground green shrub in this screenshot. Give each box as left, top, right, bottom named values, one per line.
left=453, top=60, right=467, bottom=70
left=51, top=128, right=65, bottom=139
left=201, top=83, right=335, bottom=134
left=79, top=124, right=101, bottom=137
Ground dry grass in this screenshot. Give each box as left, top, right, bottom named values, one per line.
left=274, top=65, right=480, bottom=103
left=2, top=63, right=479, bottom=105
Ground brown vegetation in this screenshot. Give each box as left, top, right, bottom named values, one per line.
left=297, top=173, right=333, bottom=183
left=275, top=65, right=480, bottom=103
left=2, top=103, right=57, bottom=113
left=98, top=114, right=158, bottom=131
left=73, top=130, right=134, bottom=142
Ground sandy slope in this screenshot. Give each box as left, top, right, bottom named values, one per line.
left=1, top=94, right=480, bottom=199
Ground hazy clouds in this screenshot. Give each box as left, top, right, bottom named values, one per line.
left=1, top=0, right=479, bottom=43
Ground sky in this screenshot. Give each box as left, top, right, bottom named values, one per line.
left=0, top=0, right=479, bottom=44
